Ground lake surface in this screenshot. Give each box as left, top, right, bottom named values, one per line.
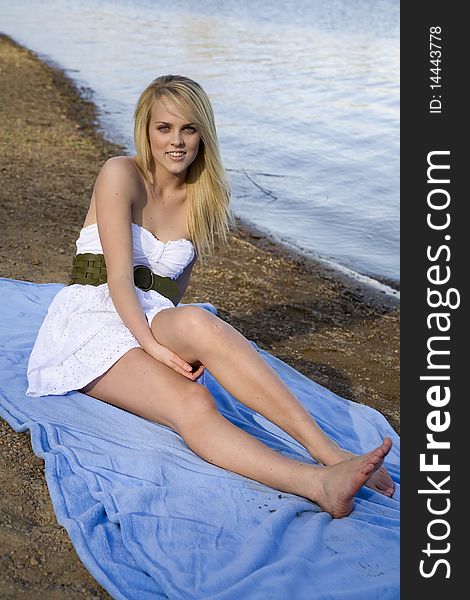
left=1, top=0, right=400, bottom=288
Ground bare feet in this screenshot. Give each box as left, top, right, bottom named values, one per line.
left=321, top=444, right=395, bottom=498
left=311, top=438, right=393, bottom=519
left=364, top=465, right=395, bottom=497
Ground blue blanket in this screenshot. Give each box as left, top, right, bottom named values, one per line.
left=0, top=277, right=400, bottom=599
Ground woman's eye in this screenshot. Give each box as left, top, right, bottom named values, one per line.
left=157, top=126, right=196, bottom=133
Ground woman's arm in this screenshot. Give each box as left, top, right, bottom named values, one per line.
left=94, top=157, right=198, bottom=379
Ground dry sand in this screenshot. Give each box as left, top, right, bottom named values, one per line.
left=0, top=33, right=399, bottom=599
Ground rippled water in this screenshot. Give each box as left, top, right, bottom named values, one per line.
left=1, top=0, right=399, bottom=285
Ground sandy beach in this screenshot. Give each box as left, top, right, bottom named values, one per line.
left=0, top=33, right=399, bottom=598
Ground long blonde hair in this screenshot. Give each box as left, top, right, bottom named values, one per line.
left=134, top=75, right=235, bottom=263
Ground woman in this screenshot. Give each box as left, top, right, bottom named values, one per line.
left=26, top=75, right=394, bottom=518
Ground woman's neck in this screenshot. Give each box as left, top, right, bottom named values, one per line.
left=151, top=165, right=187, bottom=198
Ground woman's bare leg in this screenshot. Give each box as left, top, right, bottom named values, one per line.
left=81, top=347, right=392, bottom=518
left=151, top=306, right=394, bottom=496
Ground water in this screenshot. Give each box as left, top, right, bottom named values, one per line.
left=0, top=0, right=399, bottom=287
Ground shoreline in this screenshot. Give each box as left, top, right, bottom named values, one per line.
left=234, top=214, right=400, bottom=301
left=0, top=32, right=399, bottom=599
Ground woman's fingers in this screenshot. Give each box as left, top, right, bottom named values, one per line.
left=166, top=351, right=201, bottom=380
left=153, top=345, right=204, bottom=381
left=192, top=363, right=205, bottom=380
left=169, top=356, right=194, bottom=378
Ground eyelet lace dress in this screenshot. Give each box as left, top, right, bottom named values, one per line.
left=26, top=223, right=195, bottom=397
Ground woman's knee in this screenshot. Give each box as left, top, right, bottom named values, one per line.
left=177, top=305, right=225, bottom=339
left=172, top=383, right=218, bottom=434
left=151, top=305, right=226, bottom=366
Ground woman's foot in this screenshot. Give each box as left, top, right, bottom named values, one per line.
left=364, top=464, right=395, bottom=496
left=318, top=442, right=395, bottom=497
left=310, top=438, right=393, bottom=518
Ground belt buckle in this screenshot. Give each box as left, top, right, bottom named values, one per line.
left=133, top=265, right=154, bottom=292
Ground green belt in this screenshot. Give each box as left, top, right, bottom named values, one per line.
left=68, top=253, right=179, bottom=304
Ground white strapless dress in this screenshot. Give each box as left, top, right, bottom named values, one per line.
left=26, top=223, right=195, bottom=397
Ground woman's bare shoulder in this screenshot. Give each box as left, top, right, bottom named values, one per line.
left=95, top=156, right=144, bottom=197
left=99, top=155, right=140, bottom=181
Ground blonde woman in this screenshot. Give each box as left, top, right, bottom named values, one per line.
left=26, top=75, right=394, bottom=518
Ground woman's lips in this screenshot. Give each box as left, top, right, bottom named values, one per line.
left=166, top=151, right=186, bottom=161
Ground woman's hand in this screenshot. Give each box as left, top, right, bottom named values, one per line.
left=144, top=340, right=205, bottom=381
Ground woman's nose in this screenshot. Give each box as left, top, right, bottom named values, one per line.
left=171, top=131, right=184, bottom=146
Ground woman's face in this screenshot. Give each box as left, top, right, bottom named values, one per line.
left=148, top=100, right=201, bottom=178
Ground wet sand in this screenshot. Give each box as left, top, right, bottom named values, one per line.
left=0, top=33, right=399, bottom=599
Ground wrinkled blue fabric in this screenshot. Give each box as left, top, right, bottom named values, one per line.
left=0, top=277, right=400, bottom=599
